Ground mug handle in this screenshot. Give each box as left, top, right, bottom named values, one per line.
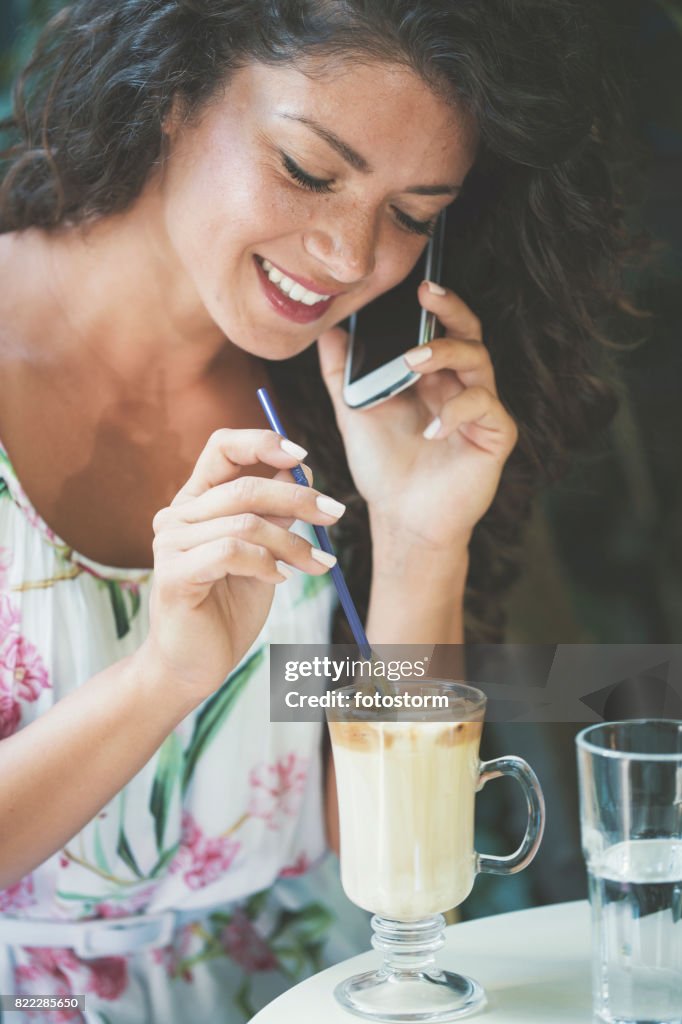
left=475, top=756, right=546, bottom=876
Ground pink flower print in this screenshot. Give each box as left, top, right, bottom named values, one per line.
left=0, top=546, right=12, bottom=590
left=0, top=687, right=20, bottom=739
left=279, top=852, right=311, bottom=878
left=0, top=594, right=51, bottom=737
left=0, top=874, right=36, bottom=912
left=180, top=809, right=201, bottom=847
left=16, top=947, right=128, bottom=1016
left=0, top=592, right=20, bottom=633
left=169, top=812, right=241, bottom=891
left=248, top=753, right=309, bottom=830
left=152, top=923, right=195, bottom=982
left=94, top=883, right=157, bottom=919
left=221, top=909, right=278, bottom=973
left=13, top=634, right=50, bottom=702
left=15, top=948, right=85, bottom=1023
left=85, top=957, right=128, bottom=1000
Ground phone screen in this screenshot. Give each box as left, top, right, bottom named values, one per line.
left=347, top=250, right=429, bottom=384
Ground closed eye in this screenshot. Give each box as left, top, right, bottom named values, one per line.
left=281, top=151, right=438, bottom=237
left=392, top=208, right=438, bottom=237
left=281, top=152, right=334, bottom=194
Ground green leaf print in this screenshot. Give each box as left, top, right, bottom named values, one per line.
left=56, top=890, right=104, bottom=902
left=105, top=580, right=132, bottom=639
left=294, top=570, right=330, bottom=607
left=149, top=843, right=180, bottom=878
left=128, top=585, right=141, bottom=620
left=271, top=903, right=334, bottom=947
left=117, top=828, right=143, bottom=878
left=149, top=732, right=183, bottom=850
left=93, top=821, right=111, bottom=875
left=182, top=646, right=265, bottom=793
left=234, top=977, right=254, bottom=1021
left=0, top=478, right=9, bottom=502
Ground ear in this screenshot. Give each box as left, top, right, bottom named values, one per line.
left=161, top=93, right=187, bottom=143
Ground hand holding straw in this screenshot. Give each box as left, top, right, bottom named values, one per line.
left=256, top=387, right=373, bottom=661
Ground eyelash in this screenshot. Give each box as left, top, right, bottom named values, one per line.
left=280, top=153, right=437, bottom=238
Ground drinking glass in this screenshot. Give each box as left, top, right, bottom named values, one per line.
left=326, top=679, right=545, bottom=1022
left=576, top=719, right=682, bottom=1024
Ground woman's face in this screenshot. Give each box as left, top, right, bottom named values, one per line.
left=157, top=58, right=477, bottom=359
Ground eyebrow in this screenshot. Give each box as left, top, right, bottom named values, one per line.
left=278, top=113, right=462, bottom=196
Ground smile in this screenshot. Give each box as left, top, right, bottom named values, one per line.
left=260, top=258, right=331, bottom=306
left=254, top=256, right=339, bottom=325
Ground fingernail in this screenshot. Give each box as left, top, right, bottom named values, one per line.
left=404, top=346, right=433, bottom=367
left=423, top=416, right=442, bottom=440
left=316, top=495, right=346, bottom=518
left=311, top=548, right=337, bottom=568
left=425, top=280, right=446, bottom=296
left=280, top=438, right=308, bottom=461
left=276, top=561, right=294, bottom=579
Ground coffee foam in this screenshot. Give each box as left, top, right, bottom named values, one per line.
left=329, top=719, right=482, bottom=752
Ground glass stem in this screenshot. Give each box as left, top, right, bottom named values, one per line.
left=371, top=914, right=446, bottom=976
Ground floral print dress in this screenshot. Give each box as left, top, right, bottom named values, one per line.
left=0, top=440, right=368, bottom=1023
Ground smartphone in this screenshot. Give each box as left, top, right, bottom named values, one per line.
left=342, top=211, right=446, bottom=410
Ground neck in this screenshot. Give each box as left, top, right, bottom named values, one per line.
left=3, top=187, right=245, bottom=396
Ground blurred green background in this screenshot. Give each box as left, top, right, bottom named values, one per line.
left=1, top=0, right=681, bottom=917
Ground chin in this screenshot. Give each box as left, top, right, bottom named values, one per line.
left=228, top=325, right=318, bottom=363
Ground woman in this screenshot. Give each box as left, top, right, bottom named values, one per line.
left=0, top=0, right=632, bottom=1020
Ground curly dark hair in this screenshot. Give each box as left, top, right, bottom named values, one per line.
left=0, top=0, right=638, bottom=641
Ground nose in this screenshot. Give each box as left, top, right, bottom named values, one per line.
left=303, top=204, right=377, bottom=285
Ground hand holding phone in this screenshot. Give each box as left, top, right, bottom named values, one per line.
left=343, top=212, right=446, bottom=409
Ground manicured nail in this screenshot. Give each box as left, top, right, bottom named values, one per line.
left=423, top=416, right=442, bottom=440
left=425, top=280, right=446, bottom=296
left=311, top=549, right=337, bottom=568
left=276, top=561, right=294, bottom=579
left=280, top=438, right=308, bottom=461
left=316, top=495, right=346, bottom=518
left=404, top=346, right=433, bottom=367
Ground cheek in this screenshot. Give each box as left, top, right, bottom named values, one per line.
left=373, top=241, right=426, bottom=297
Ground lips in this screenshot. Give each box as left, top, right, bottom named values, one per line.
left=254, top=256, right=338, bottom=324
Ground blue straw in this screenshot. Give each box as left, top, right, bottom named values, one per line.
left=257, top=387, right=372, bottom=660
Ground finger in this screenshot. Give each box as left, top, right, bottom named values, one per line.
left=267, top=465, right=314, bottom=528
left=172, top=428, right=309, bottom=506
left=158, top=537, right=286, bottom=593
left=274, top=464, right=314, bottom=487
left=404, top=336, right=497, bottom=395
left=417, top=281, right=483, bottom=342
left=153, top=513, right=336, bottom=575
left=423, top=386, right=518, bottom=455
left=413, top=367, right=464, bottom=420
left=155, top=476, right=346, bottom=532
left=317, top=326, right=350, bottom=419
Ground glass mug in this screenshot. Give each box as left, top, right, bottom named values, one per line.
left=327, top=679, right=545, bottom=1022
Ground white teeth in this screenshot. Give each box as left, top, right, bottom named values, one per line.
left=260, top=258, right=330, bottom=305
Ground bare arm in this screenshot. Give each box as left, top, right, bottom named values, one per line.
left=366, top=525, right=468, bottom=644
left=0, top=428, right=344, bottom=891
left=0, top=644, right=196, bottom=890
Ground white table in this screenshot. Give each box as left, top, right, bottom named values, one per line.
left=252, top=901, right=593, bottom=1023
